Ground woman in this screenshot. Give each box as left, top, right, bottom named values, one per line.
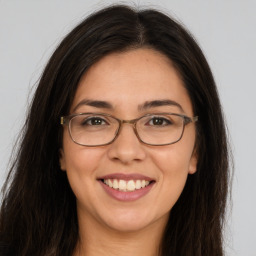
left=0, top=5, right=230, bottom=256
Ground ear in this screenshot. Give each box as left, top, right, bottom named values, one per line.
left=59, top=148, right=66, bottom=171
left=188, top=149, right=198, bottom=174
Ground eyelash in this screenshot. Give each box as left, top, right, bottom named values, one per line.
left=146, top=116, right=173, bottom=126
left=81, top=117, right=109, bottom=126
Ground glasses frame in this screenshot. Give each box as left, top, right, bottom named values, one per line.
left=60, top=112, right=198, bottom=147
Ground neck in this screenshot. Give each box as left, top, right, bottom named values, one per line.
left=73, top=211, right=168, bottom=256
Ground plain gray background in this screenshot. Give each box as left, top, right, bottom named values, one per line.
left=0, top=1, right=255, bottom=255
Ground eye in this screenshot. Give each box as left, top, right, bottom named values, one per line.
left=146, top=116, right=173, bottom=126
left=81, top=116, right=109, bottom=126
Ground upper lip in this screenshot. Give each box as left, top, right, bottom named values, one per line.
left=98, top=173, right=154, bottom=181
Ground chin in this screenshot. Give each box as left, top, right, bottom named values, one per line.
left=106, top=219, right=152, bottom=233
left=101, top=209, right=168, bottom=233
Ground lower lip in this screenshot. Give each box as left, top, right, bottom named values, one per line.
left=99, top=181, right=154, bottom=202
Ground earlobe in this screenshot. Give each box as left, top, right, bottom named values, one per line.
left=59, top=149, right=66, bottom=171
left=188, top=150, right=198, bottom=174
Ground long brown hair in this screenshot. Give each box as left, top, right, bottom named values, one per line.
left=0, top=5, right=231, bottom=256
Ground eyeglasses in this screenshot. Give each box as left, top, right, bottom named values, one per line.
left=60, top=113, right=198, bottom=147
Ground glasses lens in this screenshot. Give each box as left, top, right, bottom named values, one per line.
left=69, top=114, right=119, bottom=146
left=136, top=114, right=185, bottom=145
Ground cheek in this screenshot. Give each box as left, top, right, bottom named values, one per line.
left=149, top=137, right=196, bottom=210
left=151, top=143, right=194, bottom=176
left=61, top=131, right=105, bottom=198
left=63, top=146, right=106, bottom=214
left=65, top=148, right=100, bottom=174
left=155, top=149, right=191, bottom=195
left=62, top=129, right=103, bottom=174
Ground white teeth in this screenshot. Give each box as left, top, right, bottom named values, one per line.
left=135, top=180, right=142, bottom=189
left=103, top=179, right=151, bottom=192
left=119, top=180, right=126, bottom=191
left=113, top=179, right=118, bottom=189
left=108, top=179, right=113, bottom=188
left=127, top=180, right=136, bottom=191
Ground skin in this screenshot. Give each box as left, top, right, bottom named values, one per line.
left=60, top=48, right=197, bottom=256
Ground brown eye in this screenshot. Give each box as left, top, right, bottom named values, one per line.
left=81, top=117, right=108, bottom=126
left=147, top=117, right=172, bottom=126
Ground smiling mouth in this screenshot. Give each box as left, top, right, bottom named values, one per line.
left=101, top=179, right=153, bottom=192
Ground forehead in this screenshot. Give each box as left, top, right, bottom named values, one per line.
left=71, top=48, right=193, bottom=115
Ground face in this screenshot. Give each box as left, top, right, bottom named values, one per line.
left=60, top=48, right=197, bottom=233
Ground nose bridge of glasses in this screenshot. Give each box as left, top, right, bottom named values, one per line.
left=117, top=119, right=138, bottom=137
left=121, top=119, right=136, bottom=124
left=119, top=118, right=138, bottom=130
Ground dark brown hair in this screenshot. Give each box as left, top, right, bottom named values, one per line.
left=0, top=5, right=230, bottom=256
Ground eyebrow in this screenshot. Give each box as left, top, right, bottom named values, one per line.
left=138, top=99, right=184, bottom=112
left=72, top=99, right=113, bottom=112
left=72, top=99, right=184, bottom=113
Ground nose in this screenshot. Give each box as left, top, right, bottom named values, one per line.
left=107, top=123, right=146, bottom=164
